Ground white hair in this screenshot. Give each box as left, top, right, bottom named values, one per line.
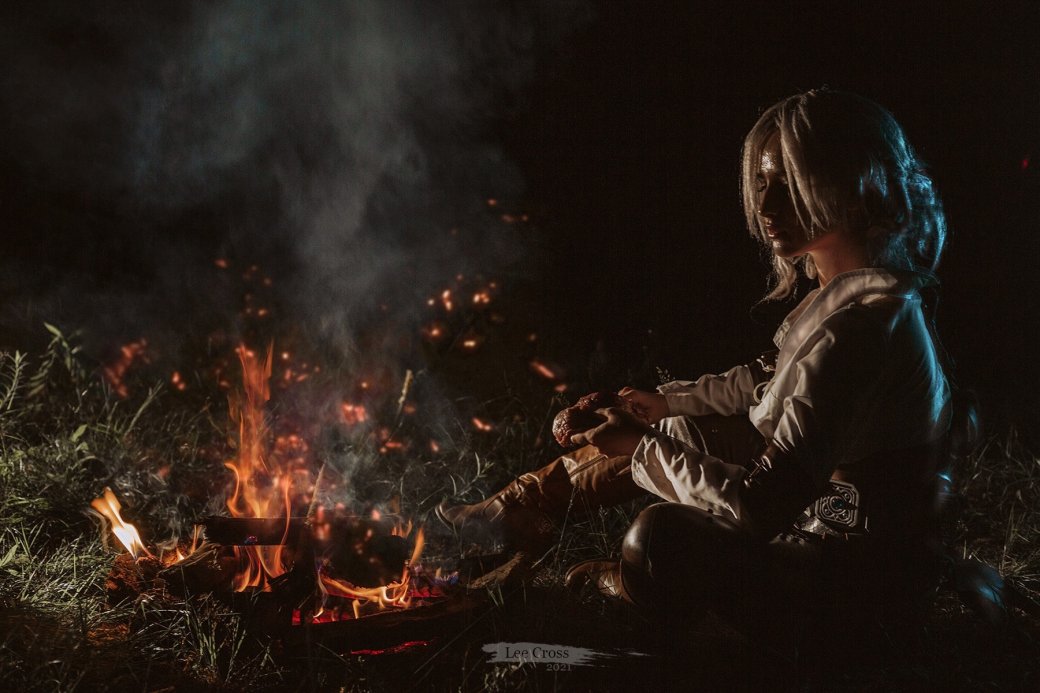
left=741, top=89, right=947, bottom=300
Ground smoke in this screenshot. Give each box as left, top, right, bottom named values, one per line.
left=0, top=0, right=589, bottom=366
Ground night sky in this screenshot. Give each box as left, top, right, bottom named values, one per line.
left=2, top=2, right=1038, bottom=439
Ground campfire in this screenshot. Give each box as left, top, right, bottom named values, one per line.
left=86, top=341, right=497, bottom=652
left=84, top=246, right=543, bottom=655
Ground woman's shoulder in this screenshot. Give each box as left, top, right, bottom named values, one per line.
left=810, top=290, right=935, bottom=366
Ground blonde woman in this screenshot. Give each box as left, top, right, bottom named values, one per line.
left=439, top=89, right=953, bottom=647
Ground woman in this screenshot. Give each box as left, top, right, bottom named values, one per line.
left=438, top=89, right=952, bottom=648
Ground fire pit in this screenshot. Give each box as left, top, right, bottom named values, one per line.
left=87, top=343, right=511, bottom=655
left=94, top=502, right=500, bottom=653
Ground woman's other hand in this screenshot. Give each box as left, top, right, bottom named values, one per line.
left=618, top=387, right=669, bottom=424
left=570, top=408, right=651, bottom=457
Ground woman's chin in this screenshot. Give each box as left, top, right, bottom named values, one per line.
left=771, top=244, right=803, bottom=260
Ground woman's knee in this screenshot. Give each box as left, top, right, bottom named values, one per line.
left=621, top=503, right=751, bottom=607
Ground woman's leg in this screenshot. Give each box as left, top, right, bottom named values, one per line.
left=611, top=502, right=822, bottom=656
left=436, top=445, right=646, bottom=552
left=438, top=413, right=763, bottom=553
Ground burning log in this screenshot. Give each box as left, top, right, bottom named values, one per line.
left=158, top=542, right=239, bottom=596
left=200, top=516, right=308, bottom=546
left=317, top=515, right=410, bottom=589
left=284, top=592, right=487, bottom=655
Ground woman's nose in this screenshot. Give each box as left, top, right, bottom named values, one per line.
left=757, top=182, right=786, bottom=218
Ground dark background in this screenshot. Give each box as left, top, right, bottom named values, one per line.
left=1, top=1, right=1037, bottom=438
left=502, top=1, right=1039, bottom=436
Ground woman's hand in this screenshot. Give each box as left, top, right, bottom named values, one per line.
left=570, top=407, right=652, bottom=457
left=618, top=387, right=669, bottom=424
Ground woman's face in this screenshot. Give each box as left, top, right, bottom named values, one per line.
left=755, top=132, right=811, bottom=258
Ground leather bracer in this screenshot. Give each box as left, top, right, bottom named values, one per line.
left=740, top=442, right=821, bottom=541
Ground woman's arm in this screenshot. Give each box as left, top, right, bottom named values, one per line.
left=632, top=308, right=890, bottom=537
left=632, top=350, right=778, bottom=420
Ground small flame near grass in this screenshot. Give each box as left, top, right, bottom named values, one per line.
left=90, top=488, right=153, bottom=560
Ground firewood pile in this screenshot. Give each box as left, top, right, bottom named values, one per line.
left=102, top=514, right=532, bottom=654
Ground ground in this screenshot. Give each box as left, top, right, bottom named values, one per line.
left=0, top=329, right=1037, bottom=692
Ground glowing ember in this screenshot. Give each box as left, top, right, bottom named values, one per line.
left=102, top=340, right=149, bottom=399
left=530, top=360, right=559, bottom=380
left=341, top=403, right=368, bottom=425
left=170, top=371, right=187, bottom=391
left=422, top=322, right=446, bottom=341
left=460, top=332, right=483, bottom=352
left=441, top=289, right=454, bottom=312
left=349, top=641, right=431, bottom=656
left=471, top=417, right=494, bottom=432
left=90, top=488, right=152, bottom=560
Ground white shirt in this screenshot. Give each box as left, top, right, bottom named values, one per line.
left=631, top=268, right=951, bottom=525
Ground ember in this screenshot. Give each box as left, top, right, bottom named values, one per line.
left=341, top=402, right=369, bottom=425
left=102, top=340, right=149, bottom=398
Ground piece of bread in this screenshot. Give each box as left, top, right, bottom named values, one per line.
left=552, top=391, right=632, bottom=448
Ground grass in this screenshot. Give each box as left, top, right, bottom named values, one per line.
left=0, top=329, right=1037, bottom=691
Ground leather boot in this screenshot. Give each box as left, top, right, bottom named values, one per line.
left=564, top=559, right=631, bottom=601
left=436, top=446, right=643, bottom=553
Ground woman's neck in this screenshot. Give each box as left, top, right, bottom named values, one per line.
left=810, top=234, right=873, bottom=287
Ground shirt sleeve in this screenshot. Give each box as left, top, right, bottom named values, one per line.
left=658, top=364, right=760, bottom=417
left=634, top=307, right=890, bottom=526
left=764, top=306, right=890, bottom=487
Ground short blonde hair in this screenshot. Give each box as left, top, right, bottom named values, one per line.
left=741, top=89, right=947, bottom=300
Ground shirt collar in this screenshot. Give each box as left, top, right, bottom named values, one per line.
left=773, top=268, right=932, bottom=349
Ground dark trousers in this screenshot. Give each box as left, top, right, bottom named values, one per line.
left=614, top=415, right=926, bottom=658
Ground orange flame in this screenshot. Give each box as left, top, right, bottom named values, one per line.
left=90, top=488, right=152, bottom=560
left=316, top=528, right=426, bottom=617
left=223, top=344, right=292, bottom=591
